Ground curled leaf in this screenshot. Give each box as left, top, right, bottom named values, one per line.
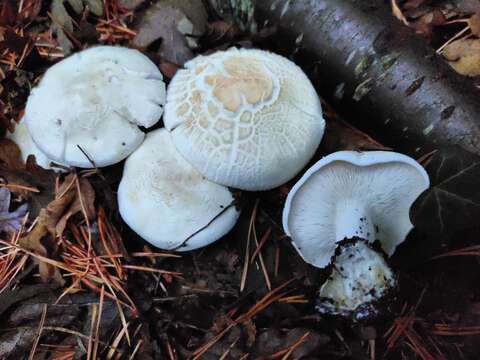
left=19, top=174, right=95, bottom=284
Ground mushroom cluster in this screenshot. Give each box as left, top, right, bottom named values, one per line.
left=283, top=151, right=430, bottom=316
left=17, top=42, right=432, bottom=316
left=117, top=47, right=324, bottom=249
left=19, top=45, right=325, bottom=251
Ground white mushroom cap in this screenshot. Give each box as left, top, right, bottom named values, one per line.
left=25, top=46, right=166, bottom=168
left=317, top=240, right=395, bottom=316
left=283, top=151, right=430, bottom=268
left=6, top=118, right=66, bottom=171
left=164, top=47, right=325, bottom=191
left=117, top=128, right=240, bottom=251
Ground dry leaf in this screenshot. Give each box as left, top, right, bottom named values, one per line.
left=158, top=59, right=180, bottom=79
left=19, top=174, right=95, bottom=284
left=404, top=0, right=427, bottom=10
left=468, top=13, right=480, bottom=36
left=50, top=0, right=104, bottom=54
left=0, top=138, right=24, bottom=170
left=412, top=9, right=447, bottom=37
left=132, top=0, right=207, bottom=65
left=0, top=151, right=57, bottom=219
left=391, top=0, right=410, bottom=26
left=443, top=38, right=480, bottom=76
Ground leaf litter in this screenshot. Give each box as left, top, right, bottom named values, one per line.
left=0, top=0, right=479, bottom=359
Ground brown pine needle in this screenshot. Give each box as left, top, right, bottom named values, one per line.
left=251, top=227, right=272, bottom=263
left=241, top=200, right=260, bottom=291
left=431, top=245, right=480, bottom=259
left=219, top=336, right=240, bottom=360
left=107, top=324, right=129, bottom=359
left=93, top=286, right=105, bottom=360
left=87, top=303, right=98, bottom=360
left=0, top=183, right=40, bottom=192
left=29, top=304, right=48, bottom=360
left=274, top=246, right=280, bottom=278
left=43, top=326, right=122, bottom=355
left=436, top=26, right=470, bottom=54
left=433, top=324, right=480, bottom=336
left=128, top=339, right=143, bottom=360
left=252, top=220, right=271, bottom=290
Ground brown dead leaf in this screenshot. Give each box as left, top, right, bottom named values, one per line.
left=0, top=1, right=17, bottom=27
left=404, top=0, right=427, bottom=10
left=391, top=0, right=410, bottom=26
left=412, top=9, right=447, bottom=37
left=0, top=153, right=58, bottom=219
left=468, top=13, right=480, bottom=36
left=206, top=20, right=242, bottom=44
left=443, top=38, right=480, bottom=76
left=18, top=0, right=42, bottom=22
left=19, top=174, right=95, bottom=284
left=158, top=59, right=180, bottom=79
left=132, top=0, right=207, bottom=65
left=0, top=138, right=23, bottom=170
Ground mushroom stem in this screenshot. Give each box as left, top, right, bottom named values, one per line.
left=335, top=199, right=375, bottom=242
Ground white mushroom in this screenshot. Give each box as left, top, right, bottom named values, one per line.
left=117, top=128, right=240, bottom=251
left=164, top=47, right=325, bottom=191
left=317, top=240, right=395, bottom=317
left=25, top=46, right=166, bottom=168
left=6, top=118, right=66, bottom=171
left=283, top=151, right=430, bottom=268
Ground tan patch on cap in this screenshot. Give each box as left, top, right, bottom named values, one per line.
left=205, top=56, right=273, bottom=112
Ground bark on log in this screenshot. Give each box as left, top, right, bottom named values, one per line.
left=255, top=0, right=480, bottom=157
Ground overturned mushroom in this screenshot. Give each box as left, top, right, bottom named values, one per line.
left=164, top=47, right=325, bottom=191
left=117, top=128, right=240, bottom=251
left=317, top=239, right=395, bottom=319
left=25, top=46, right=166, bottom=168
left=7, top=119, right=66, bottom=171
left=283, top=151, right=429, bottom=268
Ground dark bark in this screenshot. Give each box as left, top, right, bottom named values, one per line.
left=255, top=0, right=480, bottom=157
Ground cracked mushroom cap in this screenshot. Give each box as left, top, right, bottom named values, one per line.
left=118, top=128, right=240, bottom=251
left=164, top=47, right=325, bottom=191
left=25, top=46, right=166, bottom=168
left=282, top=151, right=430, bottom=268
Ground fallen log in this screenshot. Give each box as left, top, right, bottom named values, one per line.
left=256, top=0, right=480, bottom=157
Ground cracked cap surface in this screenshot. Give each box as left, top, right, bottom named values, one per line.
left=164, top=47, right=325, bottom=191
